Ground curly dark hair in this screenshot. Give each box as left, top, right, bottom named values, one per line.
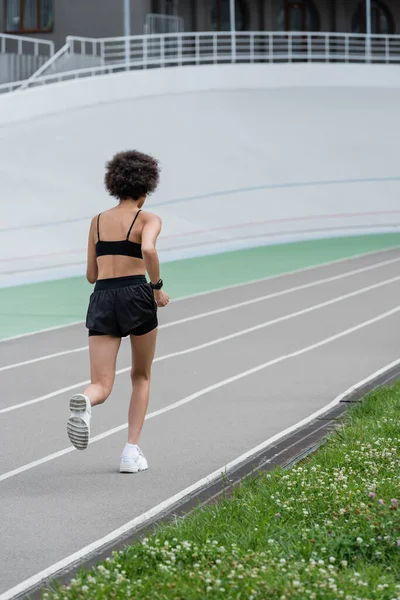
left=105, top=150, right=160, bottom=200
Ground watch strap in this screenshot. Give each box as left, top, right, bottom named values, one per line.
left=150, top=279, right=163, bottom=290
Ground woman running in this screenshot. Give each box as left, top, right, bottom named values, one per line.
left=67, top=150, right=169, bottom=473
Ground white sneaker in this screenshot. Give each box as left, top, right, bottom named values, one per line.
left=120, top=446, right=148, bottom=473
left=67, top=394, right=91, bottom=450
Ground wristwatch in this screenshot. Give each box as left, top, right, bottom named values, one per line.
left=150, top=279, right=163, bottom=290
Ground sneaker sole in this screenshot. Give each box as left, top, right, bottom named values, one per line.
left=120, top=458, right=148, bottom=474
left=67, top=417, right=89, bottom=450
left=69, top=394, right=88, bottom=412
left=67, top=394, right=90, bottom=450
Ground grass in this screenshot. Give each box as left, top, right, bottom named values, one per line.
left=44, top=384, right=400, bottom=599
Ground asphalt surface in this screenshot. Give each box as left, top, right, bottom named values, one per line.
left=1, top=247, right=400, bottom=597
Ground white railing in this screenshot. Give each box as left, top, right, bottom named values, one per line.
left=0, top=33, right=54, bottom=85
left=0, top=79, right=27, bottom=94
left=8, top=31, right=400, bottom=92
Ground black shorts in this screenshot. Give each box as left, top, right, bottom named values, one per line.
left=86, top=275, right=158, bottom=338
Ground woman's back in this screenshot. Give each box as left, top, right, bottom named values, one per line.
left=94, top=204, right=147, bottom=280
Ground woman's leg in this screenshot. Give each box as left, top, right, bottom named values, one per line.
left=68, top=335, right=121, bottom=450
left=84, top=335, right=121, bottom=406
left=127, top=328, right=158, bottom=444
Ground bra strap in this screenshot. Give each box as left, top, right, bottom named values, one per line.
left=126, top=209, right=142, bottom=240
left=97, top=213, right=101, bottom=242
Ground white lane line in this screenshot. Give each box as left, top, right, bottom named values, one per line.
left=1, top=303, right=399, bottom=485
left=1, top=272, right=400, bottom=415
left=2, top=254, right=400, bottom=373
left=1, top=357, right=399, bottom=600
left=0, top=320, right=84, bottom=343
left=1, top=244, right=399, bottom=344
left=0, top=346, right=88, bottom=372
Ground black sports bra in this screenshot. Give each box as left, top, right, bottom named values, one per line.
left=95, top=210, right=143, bottom=259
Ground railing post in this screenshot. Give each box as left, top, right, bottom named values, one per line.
left=232, top=32, right=236, bottom=63
left=269, top=33, right=273, bottom=63
left=366, top=0, right=372, bottom=63
left=288, top=33, right=292, bottom=62
left=307, top=33, right=311, bottom=62
left=123, top=0, right=131, bottom=69
left=345, top=35, right=349, bottom=63
left=230, top=0, right=236, bottom=63
left=100, top=40, right=105, bottom=66
left=366, top=33, right=371, bottom=64
left=195, top=33, right=199, bottom=65
left=213, top=33, right=217, bottom=64
left=325, top=34, right=329, bottom=62
left=178, top=34, right=182, bottom=67
left=161, top=35, right=165, bottom=67
left=143, top=36, right=148, bottom=69
left=250, top=32, right=254, bottom=63
left=385, top=36, right=389, bottom=64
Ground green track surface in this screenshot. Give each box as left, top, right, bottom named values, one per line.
left=1, top=234, right=400, bottom=340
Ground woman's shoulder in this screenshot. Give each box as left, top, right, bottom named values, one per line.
left=140, top=210, right=162, bottom=224
left=91, top=208, right=112, bottom=219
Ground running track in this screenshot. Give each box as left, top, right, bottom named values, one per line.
left=1, top=246, right=400, bottom=598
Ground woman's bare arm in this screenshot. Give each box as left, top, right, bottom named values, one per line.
left=86, top=217, right=98, bottom=284
left=141, top=214, right=169, bottom=307
left=141, top=214, right=162, bottom=284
